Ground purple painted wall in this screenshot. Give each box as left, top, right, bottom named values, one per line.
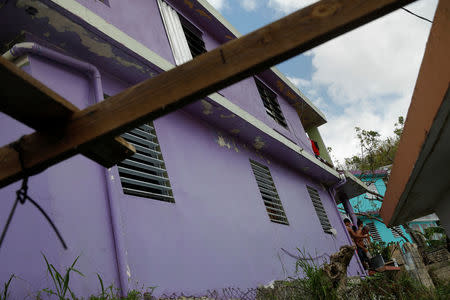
left=0, top=0, right=363, bottom=297
left=0, top=56, right=120, bottom=297
left=0, top=56, right=360, bottom=298
left=110, top=109, right=362, bottom=295
left=73, top=0, right=176, bottom=65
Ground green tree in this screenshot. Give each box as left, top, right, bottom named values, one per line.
left=344, top=116, right=404, bottom=173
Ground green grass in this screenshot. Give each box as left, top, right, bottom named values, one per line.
left=1, top=253, right=449, bottom=299
left=0, top=274, right=14, bottom=300
left=41, top=253, right=84, bottom=300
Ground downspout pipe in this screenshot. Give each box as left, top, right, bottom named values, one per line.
left=3, top=43, right=128, bottom=295
left=3, top=42, right=102, bottom=104
left=342, top=196, right=358, bottom=226
left=331, top=176, right=346, bottom=192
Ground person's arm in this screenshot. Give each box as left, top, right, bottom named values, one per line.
left=347, top=227, right=357, bottom=239
left=353, top=230, right=369, bottom=238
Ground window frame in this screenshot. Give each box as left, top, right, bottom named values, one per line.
left=254, top=78, right=288, bottom=129
left=177, top=14, right=207, bottom=58
left=117, top=121, right=175, bottom=203
left=157, top=0, right=206, bottom=64
left=249, top=159, right=289, bottom=226
left=306, top=185, right=333, bottom=234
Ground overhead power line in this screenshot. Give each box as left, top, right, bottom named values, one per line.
left=401, top=7, right=433, bottom=24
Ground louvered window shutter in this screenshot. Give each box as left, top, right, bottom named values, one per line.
left=157, top=0, right=193, bottom=65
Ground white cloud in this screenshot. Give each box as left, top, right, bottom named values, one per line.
left=285, top=0, right=438, bottom=163
left=287, top=76, right=310, bottom=88
left=241, top=0, right=258, bottom=11
left=268, top=0, right=318, bottom=15
left=287, top=75, right=328, bottom=112
left=320, top=95, right=410, bottom=165
left=206, top=0, right=227, bottom=11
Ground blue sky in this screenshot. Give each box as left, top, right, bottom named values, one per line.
left=206, top=0, right=438, bottom=164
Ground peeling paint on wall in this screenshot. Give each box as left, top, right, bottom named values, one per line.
left=276, top=79, right=297, bottom=101
left=253, top=136, right=265, bottom=150
left=217, top=135, right=231, bottom=149
left=126, top=264, right=131, bottom=278
left=195, top=9, right=211, bottom=20
left=231, top=138, right=239, bottom=153
left=220, top=113, right=235, bottom=119
left=201, top=99, right=213, bottom=115
left=215, top=133, right=271, bottom=164
left=17, top=0, right=145, bottom=71
left=216, top=133, right=240, bottom=153
left=183, top=0, right=194, bottom=9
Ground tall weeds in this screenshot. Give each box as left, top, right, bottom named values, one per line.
left=0, top=275, right=14, bottom=300
left=42, top=253, right=84, bottom=300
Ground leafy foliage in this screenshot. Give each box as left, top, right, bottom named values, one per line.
left=424, top=226, right=448, bottom=251
left=42, top=253, right=84, bottom=300
left=344, top=116, right=404, bottom=172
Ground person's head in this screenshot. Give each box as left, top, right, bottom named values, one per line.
left=343, top=218, right=351, bottom=226
left=357, top=219, right=363, bottom=228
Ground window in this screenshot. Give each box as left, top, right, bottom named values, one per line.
left=179, top=15, right=206, bottom=58
left=157, top=0, right=206, bottom=65
left=118, top=122, right=174, bottom=203
left=390, top=226, right=403, bottom=238
left=255, top=78, right=287, bottom=128
left=367, top=222, right=382, bottom=242
left=306, top=186, right=332, bottom=233
left=250, top=160, right=289, bottom=225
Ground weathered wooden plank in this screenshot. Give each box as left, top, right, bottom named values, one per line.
left=0, top=57, right=135, bottom=168
left=81, top=136, right=136, bottom=168
left=0, top=0, right=415, bottom=188
left=0, top=55, right=78, bottom=129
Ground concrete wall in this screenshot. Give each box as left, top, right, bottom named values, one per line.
left=0, top=55, right=120, bottom=296
left=428, top=261, right=450, bottom=283
left=0, top=52, right=361, bottom=298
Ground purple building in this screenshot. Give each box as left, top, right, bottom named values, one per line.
left=0, top=0, right=369, bottom=297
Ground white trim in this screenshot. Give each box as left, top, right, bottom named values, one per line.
left=196, top=0, right=241, bottom=38
left=46, top=0, right=337, bottom=178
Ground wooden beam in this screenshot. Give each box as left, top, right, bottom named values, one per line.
left=0, top=56, right=135, bottom=168
left=0, top=0, right=415, bottom=188
left=0, top=56, right=78, bottom=129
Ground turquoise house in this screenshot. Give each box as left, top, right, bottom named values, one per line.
left=341, top=169, right=413, bottom=245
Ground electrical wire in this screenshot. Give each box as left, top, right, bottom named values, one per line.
left=0, top=139, right=67, bottom=250
left=401, top=7, right=433, bottom=23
